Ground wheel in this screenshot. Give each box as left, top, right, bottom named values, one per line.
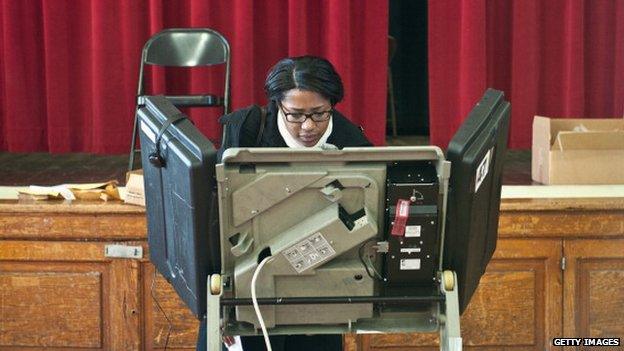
left=210, top=274, right=222, bottom=295
left=442, top=270, right=455, bottom=291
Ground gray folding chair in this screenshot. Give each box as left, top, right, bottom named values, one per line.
left=128, top=28, right=231, bottom=172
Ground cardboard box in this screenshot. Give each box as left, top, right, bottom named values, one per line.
left=124, top=169, right=145, bottom=206
left=532, top=116, right=624, bottom=184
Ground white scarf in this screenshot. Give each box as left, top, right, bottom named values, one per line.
left=277, top=108, right=334, bottom=148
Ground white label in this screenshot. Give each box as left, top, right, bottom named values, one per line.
left=398, top=201, right=409, bottom=216
left=400, top=258, right=421, bottom=270
left=400, top=248, right=421, bottom=254
left=474, top=148, right=492, bottom=193
left=140, top=120, right=156, bottom=143
left=283, top=233, right=336, bottom=273
left=404, top=225, right=421, bottom=237
left=353, top=215, right=369, bottom=229
left=105, top=244, right=143, bottom=259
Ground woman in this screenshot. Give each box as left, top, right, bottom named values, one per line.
left=217, top=55, right=371, bottom=161
left=199, top=55, right=372, bottom=351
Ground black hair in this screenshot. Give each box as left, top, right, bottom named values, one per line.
left=264, top=55, right=344, bottom=106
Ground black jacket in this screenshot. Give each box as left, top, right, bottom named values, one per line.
left=217, top=101, right=372, bottom=161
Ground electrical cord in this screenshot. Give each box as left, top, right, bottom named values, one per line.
left=365, top=252, right=384, bottom=280
left=252, top=256, right=274, bottom=351
left=358, top=239, right=385, bottom=281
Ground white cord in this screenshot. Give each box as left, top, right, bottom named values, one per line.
left=251, top=256, right=273, bottom=351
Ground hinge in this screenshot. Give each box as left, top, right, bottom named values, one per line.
left=561, top=256, right=566, bottom=271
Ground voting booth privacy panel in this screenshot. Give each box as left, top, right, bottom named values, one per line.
left=138, top=90, right=510, bottom=332
left=138, top=96, right=220, bottom=317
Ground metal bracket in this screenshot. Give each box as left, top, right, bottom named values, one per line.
left=439, top=271, right=462, bottom=351
left=230, top=232, right=254, bottom=257
left=104, top=244, right=143, bottom=259
left=207, top=274, right=223, bottom=351
left=320, top=184, right=343, bottom=202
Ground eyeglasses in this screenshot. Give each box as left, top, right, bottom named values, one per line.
left=279, top=103, right=333, bottom=123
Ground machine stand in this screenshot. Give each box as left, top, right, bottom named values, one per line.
left=207, top=274, right=223, bottom=351
left=207, top=273, right=463, bottom=351
left=439, top=270, right=462, bottom=351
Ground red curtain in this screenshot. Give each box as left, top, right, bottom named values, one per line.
left=429, top=0, right=624, bottom=149
left=0, top=0, right=388, bottom=153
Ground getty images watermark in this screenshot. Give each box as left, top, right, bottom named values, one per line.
left=553, top=338, right=620, bottom=347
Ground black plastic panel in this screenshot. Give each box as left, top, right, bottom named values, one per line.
left=444, top=89, right=511, bottom=313
left=138, top=96, right=219, bottom=318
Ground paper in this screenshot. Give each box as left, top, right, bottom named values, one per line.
left=17, top=181, right=121, bottom=201
left=0, top=187, right=30, bottom=200
left=124, top=172, right=145, bottom=206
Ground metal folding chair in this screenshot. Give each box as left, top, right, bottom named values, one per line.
left=128, top=28, right=231, bottom=172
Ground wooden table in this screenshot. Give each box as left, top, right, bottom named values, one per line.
left=1, top=195, right=623, bottom=350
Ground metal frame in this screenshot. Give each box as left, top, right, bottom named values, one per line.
left=440, top=271, right=462, bottom=351
left=206, top=271, right=461, bottom=351
left=128, top=28, right=231, bottom=172
left=205, top=147, right=462, bottom=351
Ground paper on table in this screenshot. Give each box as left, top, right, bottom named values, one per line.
left=124, top=172, right=145, bottom=206
left=18, top=181, right=121, bottom=201
left=26, top=185, right=76, bottom=200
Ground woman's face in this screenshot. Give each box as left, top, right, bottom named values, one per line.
left=279, top=89, right=332, bottom=147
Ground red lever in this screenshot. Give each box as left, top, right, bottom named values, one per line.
left=391, top=199, right=410, bottom=236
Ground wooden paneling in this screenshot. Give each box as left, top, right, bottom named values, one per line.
left=110, top=259, right=142, bottom=351
left=0, top=213, right=146, bottom=240
left=0, top=262, right=107, bottom=350
left=498, top=211, right=624, bottom=238
left=356, top=239, right=563, bottom=351
left=0, top=240, right=146, bottom=351
left=142, top=264, right=199, bottom=350
left=0, top=202, right=146, bottom=241
left=344, top=333, right=360, bottom=351
left=500, top=198, right=624, bottom=212
left=1, top=199, right=623, bottom=350
left=563, top=239, right=624, bottom=351
left=0, top=270, right=102, bottom=348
